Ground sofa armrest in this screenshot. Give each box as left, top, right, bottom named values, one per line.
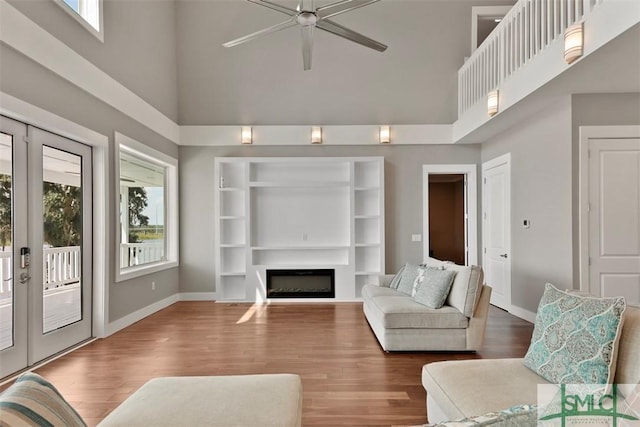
left=466, top=285, right=492, bottom=351
left=378, top=274, right=395, bottom=287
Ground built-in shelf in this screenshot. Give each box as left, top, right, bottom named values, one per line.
left=220, top=271, right=246, bottom=277
left=251, top=245, right=350, bottom=250
left=249, top=181, right=350, bottom=188
left=215, top=157, right=384, bottom=302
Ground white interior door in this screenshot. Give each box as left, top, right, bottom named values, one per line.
left=0, top=117, right=93, bottom=378
left=588, top=138, right=640, bottom=304
left=482, top=154, right=511, bottom=311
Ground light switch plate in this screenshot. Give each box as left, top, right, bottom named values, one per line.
left=411, top=234, right=422, bottom=242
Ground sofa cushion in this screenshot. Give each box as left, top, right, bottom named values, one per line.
left=367, top=294, right=468, bottom=329
left=422, top=257, right=483, bottom=317
left=413, top=267, right=456, bottom=309
left=0, top=372, right=86, bottom=427
left=396, top=263, right=420, bottom=295
left=97, top=374, right=302, bottom=427
left=424, top=404, right=538, bottom=427
left=423, top=358, right=552, bottom=420
left=362, top=284, right=405, bottom=299
left=523, top=283, right=626, bottom=386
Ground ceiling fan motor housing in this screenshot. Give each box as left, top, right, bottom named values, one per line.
left=297, top=11, right=318, bottom=26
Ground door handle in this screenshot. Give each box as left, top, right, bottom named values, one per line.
left=499, top=253, right=508, bottom=259
left=19, top=272, right=31, bottom=284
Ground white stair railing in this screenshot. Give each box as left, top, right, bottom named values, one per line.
left=458, top=0, right=608, bottom=117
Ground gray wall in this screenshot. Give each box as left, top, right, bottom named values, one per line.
left=570, top=93, right=640, bottom=289
left=481, top=97, right=573, bottom=313
left=1, top=44, right=179, bottom=323
left=176, top=0, right=516, bottom=125
left=7, top=0, right=179, bottom=122
left=179, top=144, right=481, bottom=293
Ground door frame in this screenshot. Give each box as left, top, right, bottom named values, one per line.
left=0, top=92, right=109, bottom=339
left=482, top=153, right=511, bottom=312
left=422, top=164, right=478, bottom=266
left=578, top=125, right=640, bottom=294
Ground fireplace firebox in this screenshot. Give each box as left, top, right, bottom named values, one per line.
left=266, top=269, right=335, bottom=298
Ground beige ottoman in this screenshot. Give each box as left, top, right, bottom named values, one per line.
left=97, top=374, right=303, bottom=427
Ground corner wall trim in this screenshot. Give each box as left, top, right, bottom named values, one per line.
left=106, top=294, right=179, bottom=336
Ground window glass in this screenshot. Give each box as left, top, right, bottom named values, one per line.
left=119, top=151, right=166, bottom=268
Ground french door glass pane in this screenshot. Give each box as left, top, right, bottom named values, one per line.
left=0, top=133, right=13, bottom=350
left=42, top=146, right=82, bottom=334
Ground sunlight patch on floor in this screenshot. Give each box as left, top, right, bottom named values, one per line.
left=236, top=303, right=267, bottom=324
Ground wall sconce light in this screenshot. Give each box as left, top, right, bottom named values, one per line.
left=564, top=22, right=583, bottom=64
left=379, top=125, right=391, bottom=144
left=311, top=126, right=323, bottom=144
left=487, top=90, right=499, bottom=117
left=241, top=126, right=252, bottom=144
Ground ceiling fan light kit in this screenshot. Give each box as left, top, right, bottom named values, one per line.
left=223, top=0, right=388, bottom=70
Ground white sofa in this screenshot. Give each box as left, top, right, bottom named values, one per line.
left=422, top=305, right=640, bottom=423
left=362, top=258, right=491, bottom=351
left=0, top=373, right=303, bottom=427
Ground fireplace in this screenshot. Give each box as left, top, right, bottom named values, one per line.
left=266, top=269, right=335, bottom=298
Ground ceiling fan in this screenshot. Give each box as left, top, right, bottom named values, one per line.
left=223, top=0, right=388, bottom=71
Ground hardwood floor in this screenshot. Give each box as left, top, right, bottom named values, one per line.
left=3, top=302, right=534, bottom=426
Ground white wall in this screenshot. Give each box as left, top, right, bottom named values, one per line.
left=481, top=96, right=573, bottom=313
left=179, top=144, right=481, bottom=294
left=7, top=0, right=179, bottom=122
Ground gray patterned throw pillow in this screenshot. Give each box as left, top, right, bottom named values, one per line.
left=395, top=263, right=420, bottom=295
left=412, top=267, right=456, bottom=309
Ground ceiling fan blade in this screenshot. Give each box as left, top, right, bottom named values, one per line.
left=301, top=25, right=314, bottom=70
left=316, top=0, right=380, bottom=20
left=247, top=0, right=297, bottom=16
left=223, top=18, right=298, bottom=48
left=316, top=19, right=387, bottom=52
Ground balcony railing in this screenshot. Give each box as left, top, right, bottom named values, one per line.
left=458, top=0, right=608, bottom=117
left=120, top=242, right=164, bottom=268
left=0, top=241, right=164, bottom=299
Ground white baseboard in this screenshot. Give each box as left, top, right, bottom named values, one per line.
left=509, top=305, right=537, bottom=323
left=179, top=292, right=217, bottom=301
left=106, top=294, right=179, bottom=336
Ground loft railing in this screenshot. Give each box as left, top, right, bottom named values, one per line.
left=458, top=0, right=608, bottom=117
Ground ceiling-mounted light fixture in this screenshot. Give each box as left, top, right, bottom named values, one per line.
left=564, top=22, right=583, bottom=64
left=311, top=127, right=322, bottom=144
left=241, top=126, right=253, bottom=144
left=487, top=90, right=499, bottom=117
left=379, top=126, right=391, bottom=144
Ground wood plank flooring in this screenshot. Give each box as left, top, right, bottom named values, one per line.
left=2, top=302, right=534, bottom=426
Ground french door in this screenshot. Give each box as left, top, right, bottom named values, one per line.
left=0, top=116, right=93, bottom=378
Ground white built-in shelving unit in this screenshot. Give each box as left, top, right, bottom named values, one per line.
left=214, top=157, right=384, bottom=302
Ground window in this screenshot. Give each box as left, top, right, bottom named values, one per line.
left=55, top=0, right=103, bottom=41
left=116, top=133, right=178, bottom=281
